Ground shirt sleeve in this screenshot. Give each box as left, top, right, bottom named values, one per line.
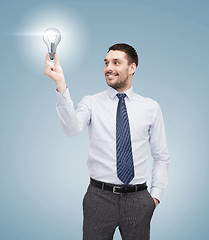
left=149, top=101, right=170, bottom=202
left=56, top=88, right=91, bottom=136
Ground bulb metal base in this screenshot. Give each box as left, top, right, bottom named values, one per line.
left=49, top=52, right=55, bottom=60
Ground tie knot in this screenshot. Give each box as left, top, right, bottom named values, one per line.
left=116, top=93, right=126, bottom=100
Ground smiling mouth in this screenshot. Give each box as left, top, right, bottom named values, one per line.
left=106, top=72, right=119, bottom=79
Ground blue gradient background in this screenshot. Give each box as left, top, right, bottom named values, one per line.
left=1, top=0, right=209, bottom=239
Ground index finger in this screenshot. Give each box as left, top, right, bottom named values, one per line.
left=45, top=52, right=49, bottom=63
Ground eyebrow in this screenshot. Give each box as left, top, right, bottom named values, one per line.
left=104, top=58, right=120, bottom=62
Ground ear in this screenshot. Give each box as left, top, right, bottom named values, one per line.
left=129, top=63, right=137, bottom=75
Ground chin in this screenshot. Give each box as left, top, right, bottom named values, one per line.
left=106, top=79, right=114, bottom=86
left=107, top=82, right=117, bottom=88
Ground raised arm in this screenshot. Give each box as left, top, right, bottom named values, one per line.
left=43, top=52, right=67, bottom=93
left=43, top=53, right=91, bottom=136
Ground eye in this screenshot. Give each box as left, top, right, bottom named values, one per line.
left=114, top=61, right=119, bottom=65
left=104, top=62, right=109, bottom=66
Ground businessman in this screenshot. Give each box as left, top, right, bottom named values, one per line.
left=44, top=43, right=170, bottom=240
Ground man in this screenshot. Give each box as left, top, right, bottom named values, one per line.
left=44, top=43, right=170, bottom=240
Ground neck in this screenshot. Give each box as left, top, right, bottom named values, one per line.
left=114, top=84, right=132, bottom=93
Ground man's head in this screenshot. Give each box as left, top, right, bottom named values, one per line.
left=108, top=43, right=138, bottom=67
left=104, top=43, right=138, bottom=92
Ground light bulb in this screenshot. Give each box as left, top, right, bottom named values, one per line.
left=43, top=28, right=61, bottom=60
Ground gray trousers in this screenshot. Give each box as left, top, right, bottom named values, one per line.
left=83, top=183, right=155, bottom=240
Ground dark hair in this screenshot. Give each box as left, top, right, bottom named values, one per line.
left=108, top=43, right=138, bottom=67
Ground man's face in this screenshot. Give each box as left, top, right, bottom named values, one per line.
left=104, top=50, right=135, bottom=92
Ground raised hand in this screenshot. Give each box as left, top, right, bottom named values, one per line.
left=44, top=53, right=67, bottom=93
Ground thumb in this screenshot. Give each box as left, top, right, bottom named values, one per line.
left=54, top=53, right=60, bottom=67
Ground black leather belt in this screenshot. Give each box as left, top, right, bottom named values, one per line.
left=90, top=178, right=147, bottom=194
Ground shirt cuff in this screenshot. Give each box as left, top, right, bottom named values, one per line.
left=56, top=87, right=72, bottom=105
left=150, top=187, right=163, bottom=203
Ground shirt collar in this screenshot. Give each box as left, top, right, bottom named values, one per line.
left=107, top=86, right=134, bottom=100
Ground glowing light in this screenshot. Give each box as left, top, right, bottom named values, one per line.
left=14, top=4, right=88, bottom=71
left=43, top=28, right=61, bottom=60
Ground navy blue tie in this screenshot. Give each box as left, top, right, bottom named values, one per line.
left=116, top=93, right=134, bottom=184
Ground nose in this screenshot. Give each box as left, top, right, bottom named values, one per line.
left=105, top=62, right=113, bottom=72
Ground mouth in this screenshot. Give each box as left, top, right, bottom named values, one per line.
left=105, top=72, right=119, bottom=80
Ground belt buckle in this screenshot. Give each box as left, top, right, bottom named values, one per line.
left=113, top=186, right=122, bottom=194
